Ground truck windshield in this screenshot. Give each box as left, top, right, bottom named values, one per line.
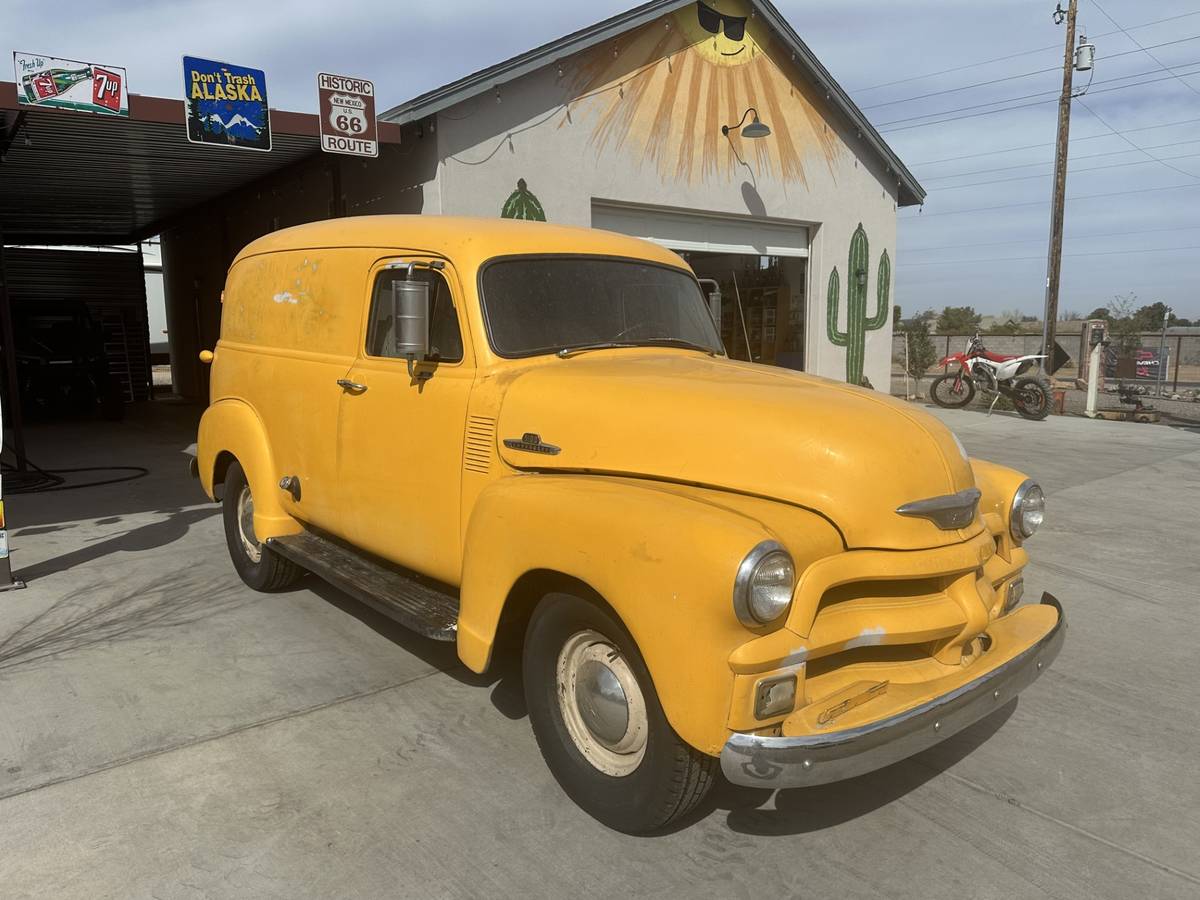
left=480, top=256, right=723, bottom=358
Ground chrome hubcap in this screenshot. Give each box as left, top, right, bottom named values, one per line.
left=556, top=629, right=647, bottom=776
left=574, top=659, right=629, bottom=746
left=236, top=484, right=261, bottom=563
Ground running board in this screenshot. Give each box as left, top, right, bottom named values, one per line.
left=266, top=531, right=459, bottom=641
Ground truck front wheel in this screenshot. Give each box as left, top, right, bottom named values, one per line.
left=523, top=592, right=716, bottom=833
left=221, top=461, right=302, bottom=592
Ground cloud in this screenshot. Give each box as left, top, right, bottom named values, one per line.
left=3, top=0, right=1197, bottom=315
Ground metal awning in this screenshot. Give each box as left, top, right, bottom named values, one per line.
left=0, top=82, right=401, bottom=245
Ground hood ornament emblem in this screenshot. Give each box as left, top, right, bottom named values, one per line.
left=503, top=432, right=561, bottom=456
left=895, top=487, right=981, bottom=530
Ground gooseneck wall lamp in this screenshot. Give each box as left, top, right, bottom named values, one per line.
left=721, top=107, right=771, bottom=139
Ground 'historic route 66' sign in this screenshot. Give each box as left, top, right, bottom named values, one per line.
left=317, top=72, right=378, bottom=157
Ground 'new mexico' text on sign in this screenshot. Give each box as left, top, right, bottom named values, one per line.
left=317, top=73, right=378, bottom=158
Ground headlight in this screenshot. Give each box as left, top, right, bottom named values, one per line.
left=734, top=541, right=795, bottom=626
left=1010, top=480, right=1045, bottom=542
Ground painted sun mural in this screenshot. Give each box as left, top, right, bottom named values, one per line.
left=565, top=0, right=843, bottom=187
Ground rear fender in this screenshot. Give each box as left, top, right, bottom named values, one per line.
left=197, top=399, right=300, bottom=540
left=458, top=474, right=777, bottom=754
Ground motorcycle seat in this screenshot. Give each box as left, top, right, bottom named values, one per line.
left=979, top=349, right=1018, bottom=363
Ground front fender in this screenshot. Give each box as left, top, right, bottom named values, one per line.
left=459, top=474, right=785, bottom=755
left=970, top=457, right=1032, bottom=545
left=197, top=399, right=300, bottom=540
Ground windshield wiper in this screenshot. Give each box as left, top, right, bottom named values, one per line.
left=637, top=337, right=718, bottom=356
left=555, top=342, right=640, bottom=358
left=556, top=338, right=718, bottom=359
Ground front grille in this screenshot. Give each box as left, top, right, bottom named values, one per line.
left=799, top=574, right=970, bottom=702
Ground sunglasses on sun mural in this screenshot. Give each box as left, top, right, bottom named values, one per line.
left=696, top=1, right=747, bottom=41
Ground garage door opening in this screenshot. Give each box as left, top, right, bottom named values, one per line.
left=591, top=201, right=810, bottom=370
left=679, top=252, right=806, bottom=369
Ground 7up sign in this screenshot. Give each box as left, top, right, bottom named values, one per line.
left=317, top=73, right=378, bottom=158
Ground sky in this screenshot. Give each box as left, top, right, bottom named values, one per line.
left=4, top=0, right=1198, bottom=319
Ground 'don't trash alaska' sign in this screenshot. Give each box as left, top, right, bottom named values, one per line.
left=183, top=55, right=271, bottom=151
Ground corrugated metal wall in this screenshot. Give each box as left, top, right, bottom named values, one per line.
left=4, top=248, right=151, bottom=402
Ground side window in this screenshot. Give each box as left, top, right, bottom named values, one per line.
left=365, top=268, right=464, bottom=362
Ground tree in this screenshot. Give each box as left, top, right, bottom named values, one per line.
left=986, top=319, right=1023, bottom=335
left=1131, top=302, right=1170, bottom=332
left=1107, top=293, right=1143, bottom=356
left=892, top=304, right=901, bottom=325
left=904, top=319, right=938, bottom=385
left=1086, top=306, right=1110, bottom=320
left=936, top=305, right=982, bottom=334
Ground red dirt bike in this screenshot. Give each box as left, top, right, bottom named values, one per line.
left=929, top=333, right=1052, bottom=421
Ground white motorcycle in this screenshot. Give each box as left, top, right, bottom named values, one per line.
left=930, top=333, right=1053, bottom=421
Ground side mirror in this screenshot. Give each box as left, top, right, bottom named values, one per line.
left=391, top=278, right=430, bottom=376
left=697, top=278, right=722, bottom=327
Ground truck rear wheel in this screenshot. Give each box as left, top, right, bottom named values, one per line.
left=222, top=461, right=302, bottom=592
left=523, top=592, right=715, bottom=834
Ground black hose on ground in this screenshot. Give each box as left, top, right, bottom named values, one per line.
left=1, top=443, right=149, bottom=494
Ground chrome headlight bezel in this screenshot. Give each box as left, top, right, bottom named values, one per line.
left=1010, top=479, right=1045, bottom=542
left=733, top=540, right=796, bottom=627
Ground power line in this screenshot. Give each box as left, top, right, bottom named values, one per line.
left=876, top=62, right=1200, bottom=132
left=896, top=245, right=1200, bottom=266
left=921, top=150, right=1195, bottom=189
left=858, top=66, right=1060, bottom=111
left=850, top=9, right=1200, bottom=93
left=919, top=137, right=1200, bottom=181
left=910, top=116, right=1200, bottom=166
left=900, top=180, right=1200, bottom=219
left=862, top=34, right=1200, bottom=112
left=1075, top=97, right=1200, bottom=181
left=903, top=223, right=1200, bottom=253
left=1090, top=0, right=1200, bottom=98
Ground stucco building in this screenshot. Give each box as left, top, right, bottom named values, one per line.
left=159, top=0, right=923, bottom=398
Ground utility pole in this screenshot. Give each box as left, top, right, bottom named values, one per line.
left=1040, top=0, right=1080, bottom=377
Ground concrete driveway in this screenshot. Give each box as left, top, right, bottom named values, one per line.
left=1, top=401, right=1197, bottom=899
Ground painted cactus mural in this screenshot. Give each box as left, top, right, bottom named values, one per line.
left=826, top=224, right=890, bottom=386
left=501, top=178, right=546, bottom=221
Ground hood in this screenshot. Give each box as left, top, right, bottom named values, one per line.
left=496, top=352, right=982, bottom=551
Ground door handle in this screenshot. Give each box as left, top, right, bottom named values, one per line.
left=337, top=378, right=368, bottom=394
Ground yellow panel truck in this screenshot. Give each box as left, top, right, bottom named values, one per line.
left=196, top=216, right=1064, bottom=834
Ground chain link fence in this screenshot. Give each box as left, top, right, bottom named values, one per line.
left=891, top=331, right=1200, bottom=405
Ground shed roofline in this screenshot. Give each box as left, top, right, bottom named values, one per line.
left=380, top=0, right=924, bottom=206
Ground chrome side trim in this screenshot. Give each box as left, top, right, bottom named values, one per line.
left=502, top=432, right=561, bottom=455
left=895, top=487, right=982, bottom=530
left=721, top=593, right=1065, bottom=789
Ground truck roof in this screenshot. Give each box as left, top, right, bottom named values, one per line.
left=231, top=215, right=688, bottom=272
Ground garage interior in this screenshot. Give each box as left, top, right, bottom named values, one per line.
left=0, top=80, right=410, bottom=474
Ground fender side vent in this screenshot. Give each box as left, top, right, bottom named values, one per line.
left=464, top=415, right=496, bottom=474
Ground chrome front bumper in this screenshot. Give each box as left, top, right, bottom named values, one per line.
left=721, top=593, right=1066, bottom=789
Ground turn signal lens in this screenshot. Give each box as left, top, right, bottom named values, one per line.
left=1004, top=576, right=1025, bottom=613
left=754, top=674, right=797, bottom=719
